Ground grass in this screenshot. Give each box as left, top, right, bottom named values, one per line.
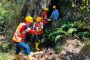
left=0, top=50, right=14, bottom=60
left=0, top=52, right=14, bottom=60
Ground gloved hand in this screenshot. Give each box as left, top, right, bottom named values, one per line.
left=34, top=30, right=43, bottom=35
left=29, top=29, right=36, bottom=34
left=48, top=19, right=51, bottom=21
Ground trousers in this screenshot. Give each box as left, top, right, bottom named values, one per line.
left=16, top=42, right=30, bottom=55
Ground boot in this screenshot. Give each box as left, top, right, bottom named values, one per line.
left=27, top=55, right=32, bottom=60
left=15, top=54, right=20, bottom=60
left=35, top=43, right=40, bottom=50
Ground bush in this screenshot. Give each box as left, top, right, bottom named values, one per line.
left=0, top=0, right=27, bottom=37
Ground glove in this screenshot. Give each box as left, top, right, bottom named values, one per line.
left=29, top=29, right=36, bottom=34
left=48, top=19, right=51, bottom=21
left=34, top=30, right=43, bottom=35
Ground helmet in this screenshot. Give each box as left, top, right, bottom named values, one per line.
left=36, top=17, right=41, bottom=22
left=53, top=5, right=56, bottom=9
left=44, top=8, right=49, bottom=11
left=25, top=16, right=33, bottom=22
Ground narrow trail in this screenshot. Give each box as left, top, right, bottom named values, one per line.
left=16, top=38, right=85, bottom=60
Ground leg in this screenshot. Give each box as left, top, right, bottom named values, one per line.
left=15, top=44, right=21, bottom=60
left=16, top=44, right=21, bottom=54
left=18, top=42, right=31, bottom=60
left=35, top=35, right=40, bottom=50
left=18, top=42, right=30, bottom=55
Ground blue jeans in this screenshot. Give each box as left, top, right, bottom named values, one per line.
left=16, top=42, right=30, bottom=55
left=36, top=35, right=42, bottom=42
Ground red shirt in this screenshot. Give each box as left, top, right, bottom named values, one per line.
left=41, top=11, right=48, bottom=24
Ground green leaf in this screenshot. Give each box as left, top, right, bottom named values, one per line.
left=67, top=28, right=77, bottom=34
left=2, top=43, right=9, bottom=49
left=55, top=35, right=63, bottom=43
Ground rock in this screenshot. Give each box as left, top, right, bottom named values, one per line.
left=64, top=38, right=83, bottom=54
left=17, top=38, right=84, bottom=60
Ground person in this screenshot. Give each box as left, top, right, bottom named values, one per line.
left=41, top=8, right=49, bottom=28
left=50, top=5, right=59, bottom=21
left=41, top=8, right=50, bottom=34
left=12, top=16, right=36, bottom=60
left=33, top=17, right=43, bottom=50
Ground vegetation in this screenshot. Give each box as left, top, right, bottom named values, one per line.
left=0, top=0, right=27, bottom=36
left=0, top=0, right=90, bottom=60
left=0, top=52, right=14, bottom=60
left=80, top=39, right=90, bottom=56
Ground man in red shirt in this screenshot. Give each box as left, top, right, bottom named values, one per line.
left=41, top=8, right=49, bottom=33
left=41, top=8, right=49, bottom=25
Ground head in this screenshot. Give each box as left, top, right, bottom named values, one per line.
left=36, top=17, right=41, bottom=22
left=25, top=16, right=33, bottom=26
left=53, top=5, right=56, bottom=10
left=43, top=8, right=49, bottom=13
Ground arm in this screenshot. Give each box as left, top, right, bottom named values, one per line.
left=33, top=23, right=36, bottom=30
left=41, top=22, right=43, bottom=29
left=50, top=12, right=53, bottom=19
left=20, top=25, right=30, bottom=33
left=20, top=25, right=36, bottom=35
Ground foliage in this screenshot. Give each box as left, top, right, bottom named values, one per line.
left=47, top=18, right=90, bottom=52
left=0, top=41, right=15, bottom=52
left=0, top=51, right=14, bottom=60
left=0, top=52, right=11, bottom=60
left=0, top=0, right=26, bottom=37
left=0, top=1, right=16, bottom=33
